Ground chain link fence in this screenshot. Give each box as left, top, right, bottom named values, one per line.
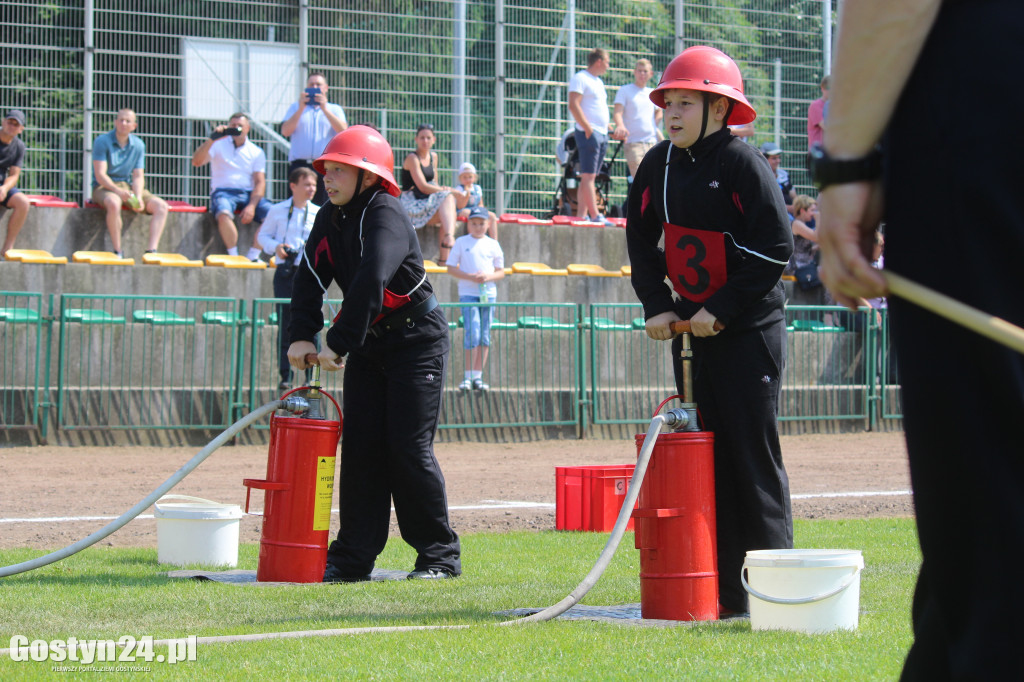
left=3, top=0, right=835, bottom=215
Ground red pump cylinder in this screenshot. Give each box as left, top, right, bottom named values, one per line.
left=633, top=428, right=718, bottom=621
left=243, top=389, right=342, bottom=583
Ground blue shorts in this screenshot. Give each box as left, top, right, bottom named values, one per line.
left=574, top=130, right=608, bottom=175
left=0, top=186, right=21, bottom=208
left=210, top=188, right=272, bottom=222
left=459, top=295, right=493, bottom=349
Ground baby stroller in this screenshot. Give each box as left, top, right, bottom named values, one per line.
left=548, top=128, right=623, bottom=218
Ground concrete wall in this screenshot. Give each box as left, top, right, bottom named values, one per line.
left=2, top=206, right=636, bottom=305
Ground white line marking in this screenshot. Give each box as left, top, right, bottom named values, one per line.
left=0, top=492, right=912, bottom=525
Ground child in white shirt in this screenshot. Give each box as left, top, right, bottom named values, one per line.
left=445, top=206, right=505, bottom=390
left=452, top=162, right=498, bottom=239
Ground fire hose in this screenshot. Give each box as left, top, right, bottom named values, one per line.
left=0, top=398, right=309, bottom=579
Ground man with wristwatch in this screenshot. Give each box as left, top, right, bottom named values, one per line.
left=814, top=1, right=1024, bottom=678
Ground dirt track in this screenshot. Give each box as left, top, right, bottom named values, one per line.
left=0, top=431, right=911, bottom=551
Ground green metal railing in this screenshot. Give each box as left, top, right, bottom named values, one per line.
left=441, top=301, right=581, bottom=431
left=2, top=293, right=902, bottom=439
left=55, top=294, right=239, bottom=431
left=1, top=291, right=51, bottom=436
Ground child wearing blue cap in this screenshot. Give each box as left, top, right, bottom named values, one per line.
left=446, top=205, right=504, bottom=390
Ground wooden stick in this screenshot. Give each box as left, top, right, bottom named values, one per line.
left=883, top=271, right=1024, bottom=355
left=668, top=320, right=725, bottom=335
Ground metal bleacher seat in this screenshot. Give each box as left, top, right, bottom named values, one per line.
left=511, top=262, right=568, bottom=276
left=62, top=308, right=126, bottom=324
left=142, top=252, right=203, bottom=267
left=517, top=315, right=576, bottom=331
left=205, top=254, right=266, bottom=269
left=0, top=307, right=42, bottom=323
left=132, top=310, right=195, bottom=326
left=22, top=194, right=79, bottom=208
left=72, top=251, right=134, bottom=265
left=3, top=249, right=68, bottom=264
left=566, top=263, right=621, bottom=277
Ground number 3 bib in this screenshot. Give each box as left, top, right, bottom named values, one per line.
left=663, top=222, right=727, bottom=304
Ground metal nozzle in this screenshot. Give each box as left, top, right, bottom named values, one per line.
left=663, top=405, right=700, bottom=432
left=281, top=396, right=310, bottom=414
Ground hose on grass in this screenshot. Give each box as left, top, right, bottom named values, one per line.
left=0, top=400, right=284, bottom=579
left=0, top=406, right=679, bottom=649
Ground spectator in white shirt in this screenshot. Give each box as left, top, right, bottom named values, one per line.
left=191, top=112, right=273, bottom=260
left=613, top=58, right=663, bottom=180
left=568, top=48, right=625, bottom=224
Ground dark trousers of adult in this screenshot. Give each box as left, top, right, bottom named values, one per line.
left=887, top=3, right=1024, bottom=679
left=325, top=344, right=462, bottom=577
left=273, top=262, right=312, bottom=384
left=673, top=318, right=793, bottom=612
left=288, top=159, right=328, bottom=207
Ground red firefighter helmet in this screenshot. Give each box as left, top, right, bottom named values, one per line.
left=650, top=46, right=756, bottom=125
left=313, top=125, right=400, bottom=197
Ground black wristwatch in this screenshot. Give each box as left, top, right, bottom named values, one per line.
left=808, top=143, right=883, bottom=190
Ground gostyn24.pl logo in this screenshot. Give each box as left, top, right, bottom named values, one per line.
left=7, top=635, right=197, bottom=665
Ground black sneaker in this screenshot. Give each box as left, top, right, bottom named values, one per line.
left=322, top=563, right=371, bottom=583
left=406, top=568, right=457, bottom=580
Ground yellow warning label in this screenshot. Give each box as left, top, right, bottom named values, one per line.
left=313, top=456, right=336, bottom=531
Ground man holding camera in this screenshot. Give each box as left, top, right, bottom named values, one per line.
left=257, top=166, right=320, bottom=390
left=281, top=73, right=348, bottom=206
left=191, top=112, right=273, bottom=260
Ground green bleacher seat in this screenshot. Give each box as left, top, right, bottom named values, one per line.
left=268, top=312, right=279, bottom=325
left=62, top=308, right=126, bottom=324
left=200, top=310, right=264, bottom=327
left=0, top=307, right=41, bottom=323
left=132, top=310, right=195, bottom=326
left=632, top=317, right=646, bottom=330
left=583, top=317, right=633, bottom=331
left=517, top=316, right=576, bottom=331
left=789, top=319, right=845, bottom=332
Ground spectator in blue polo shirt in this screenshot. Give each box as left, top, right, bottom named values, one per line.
left=281, top=72, right=348, bottom=206
left=91, top=108, right=170, bottom=258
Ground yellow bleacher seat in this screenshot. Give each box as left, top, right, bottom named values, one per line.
left=3, top=249, right=68, bottom=264
left=72, top=250, right=135, bottom=265
left=205, top=255, right=267, bottom=269
left=423, top=259, right=447, bottom=274
left=511, top=261, right=568, bottom=275
left=620, top=265, right=632, bottom=277
left=141, top=252, right=203, bottom=267
left=567, top=263, right=621, bottom=277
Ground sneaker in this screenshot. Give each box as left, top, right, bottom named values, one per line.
left=277, top=381, right=292, bottom=392
left=322, top=563, right=371, bottom=583
left=406, top=568, right=457, bottom=580
left=458, top=379, right=472, bottom=391
left=472, top=378, right=489, bottom=391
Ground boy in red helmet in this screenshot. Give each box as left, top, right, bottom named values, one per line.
left=625, top=46, right=794, bottom=616
left=287, top=125, right=461, bottom=582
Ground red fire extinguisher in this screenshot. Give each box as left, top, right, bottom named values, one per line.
left=633, top=324, right=719, bottom=621
left=243, top=366, right=342, bottom=583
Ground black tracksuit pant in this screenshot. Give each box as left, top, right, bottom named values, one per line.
left=887, top=2, right=1024, bottom=678
left=325, top=344, right=461, bottom=577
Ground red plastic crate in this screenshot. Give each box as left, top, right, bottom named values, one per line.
left=555, top=464, right=636, bottom=531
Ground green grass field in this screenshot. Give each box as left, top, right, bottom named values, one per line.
left=0, top=518, right=919, bottom=680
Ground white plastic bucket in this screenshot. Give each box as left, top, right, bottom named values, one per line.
left=153, top=495, right=243, bottom=567
left=741, top=549, right=864, bottom=633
